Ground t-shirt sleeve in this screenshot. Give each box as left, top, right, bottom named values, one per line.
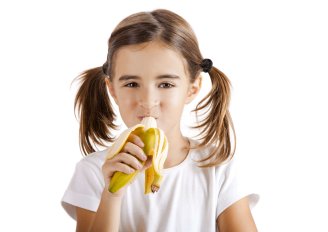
left=61, top=159, right=104, bottom=220
left=215, top=157, right=259, bottom=218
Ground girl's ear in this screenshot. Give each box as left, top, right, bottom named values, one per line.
left=185, top=76, right=202, bottom=104
left=105, top=78, right=118, bottom=104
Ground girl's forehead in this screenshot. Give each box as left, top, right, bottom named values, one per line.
left=112, top=41, right=189, bottom=80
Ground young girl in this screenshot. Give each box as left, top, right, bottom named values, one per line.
left=62, top=9, right=259, bottom=232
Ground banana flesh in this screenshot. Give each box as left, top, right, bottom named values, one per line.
left=106, top=117, right=168, bottom=194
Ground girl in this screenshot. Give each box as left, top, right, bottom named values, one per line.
left=62, top=9, right=259, bottom=232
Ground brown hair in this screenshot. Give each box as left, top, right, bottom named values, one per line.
left=74, top=9, right=236, bottom=167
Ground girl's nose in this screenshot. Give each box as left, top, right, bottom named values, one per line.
left=138, top=88, right=160, bottom=110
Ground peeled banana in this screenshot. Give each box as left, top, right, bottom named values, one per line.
left=106, top=117, right=168, bottom=194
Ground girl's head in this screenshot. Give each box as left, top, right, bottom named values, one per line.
left=104, top=41, right=200, bottom=135
left=75, top=9, right=235, bottom=167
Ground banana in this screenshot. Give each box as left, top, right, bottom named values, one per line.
left=106, top=117, right=168, bottom=194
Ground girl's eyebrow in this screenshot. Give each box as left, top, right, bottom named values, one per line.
left=118, top=74, right=181, bottom=82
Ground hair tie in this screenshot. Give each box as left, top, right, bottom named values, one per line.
left=200, top=58, right=213, bottom=73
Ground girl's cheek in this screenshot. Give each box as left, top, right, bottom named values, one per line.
left=122, top=97, right=136, bottom=106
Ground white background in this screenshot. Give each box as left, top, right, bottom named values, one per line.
left=0, top=0, right=327, bottom=231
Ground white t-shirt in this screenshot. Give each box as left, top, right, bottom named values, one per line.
left=61, top=138, right=259, bottom=231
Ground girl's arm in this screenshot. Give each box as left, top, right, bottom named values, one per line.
left=76, top=134, right=149, bottom=232
left=216, top=196, right=258, bottom=232
left=76, top=190, right=123, bottom=232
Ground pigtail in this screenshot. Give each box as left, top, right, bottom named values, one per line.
left=193, top=66, right=236, bottom=167
left=73, top=67, right=117, bottom=156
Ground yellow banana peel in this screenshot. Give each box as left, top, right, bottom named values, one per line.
left=106, top=117, right=168, bottom=194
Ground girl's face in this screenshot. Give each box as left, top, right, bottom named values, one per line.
left=107, top=41, right=200, bottom=135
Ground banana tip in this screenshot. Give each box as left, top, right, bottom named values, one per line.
left=151, top=185, right=160, bottom=193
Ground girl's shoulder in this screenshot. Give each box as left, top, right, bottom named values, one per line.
left=188, top=137, right=236, bottom=170
left=77, top=148, right=109, bottom=171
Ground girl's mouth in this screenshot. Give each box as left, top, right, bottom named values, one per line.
left=138, top=116, right=158, bottom=121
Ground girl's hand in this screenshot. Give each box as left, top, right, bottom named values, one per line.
left=102, top=134, right=152, bottom=197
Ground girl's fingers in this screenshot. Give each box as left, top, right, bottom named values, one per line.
left=103, top=135, right=150, bottom=179
left=117, top=152, right=144, bottom=171
left=114, top=162, right=136, bottom=174
left=108, top=153, right=151, bottom=173
left=141, top=156, right=153, bottom=171
left=103, top=158, right=135, bottom=175
left=122, top=142, right=147, bottom=162
left=127, top=133, right=144, bottom=148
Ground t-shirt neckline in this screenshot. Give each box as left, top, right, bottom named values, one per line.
left=162, top=137, right=195, bottom=174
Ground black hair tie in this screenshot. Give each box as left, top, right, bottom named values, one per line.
left=200, top=58, right=213, bottom=73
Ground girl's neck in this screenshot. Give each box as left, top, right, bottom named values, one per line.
left=164, top=132, right=190, bottom=169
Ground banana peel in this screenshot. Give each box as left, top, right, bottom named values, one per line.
left=106, top=117, right=168, bottom=194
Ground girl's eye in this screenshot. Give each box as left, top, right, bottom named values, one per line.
left=124, top=82, right=139, bottom=88
left=159, top=82, right=175, bottom=88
